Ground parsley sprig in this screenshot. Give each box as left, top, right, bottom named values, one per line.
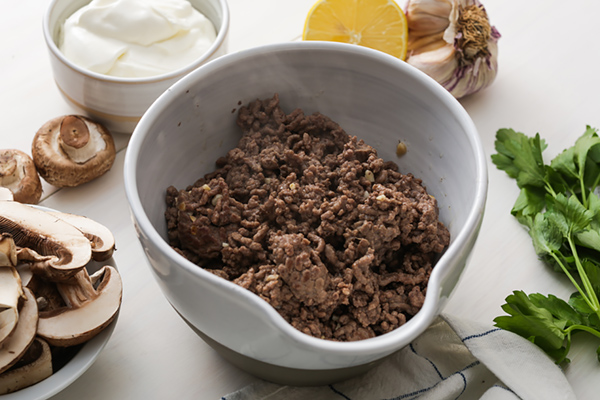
left=492, top=126, right=600, bottom=364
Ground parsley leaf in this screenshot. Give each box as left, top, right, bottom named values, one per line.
left=493, top=126, right=600, bottom=364
left=492, top=129, right=547, bottom=189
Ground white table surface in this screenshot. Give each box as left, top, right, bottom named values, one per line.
left=2, top=0, right=600, bottom=398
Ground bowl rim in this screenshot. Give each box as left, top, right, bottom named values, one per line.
left=124, top=41, right=488, bottom=356
left=42, top=0, right=230, bottom=84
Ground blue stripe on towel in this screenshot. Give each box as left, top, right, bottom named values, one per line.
left=461, top=328, right=501, bottom=342
left=453, top=361, right=480, bottom=400
left=410, top=343, right=443, bottom=380
left=492, top=384, right=517, bottom=395
left=329, top=384, right=353, bottom=399
left=382, top=357, right=481, bottom=400
left=456, top=370, right=468, bottom=399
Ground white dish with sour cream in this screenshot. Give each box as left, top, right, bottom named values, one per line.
left=60, top=0, right=217, bottom=78
left=43, top=0, right=229, bottom=134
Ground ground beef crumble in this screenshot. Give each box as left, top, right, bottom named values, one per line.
left=165, top=94, right=450, bottom=341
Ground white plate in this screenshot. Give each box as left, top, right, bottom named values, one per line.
left=1, top=205, right=119, bottom=399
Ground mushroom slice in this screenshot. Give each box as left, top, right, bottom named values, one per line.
left=0, top=201, right=92, bottom=282
left=0, top=288, right=38, bottom=374
left=0, top=266, right=24, bottom=346
left=31, top=115, right=116, bottom=188
left=0, top=338, right=52, bottom=395
left=47, top=211, right=115, bottom=262
left=0, top=233, right=17, bottom=267
left=0, top=150, right=42, bottom=204
left=37, top=265, right=122, bottom=347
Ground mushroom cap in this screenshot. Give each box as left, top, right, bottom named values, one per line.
left=0, top=338, right=52, bottom=395
left=47, top=211, right=116, bottom=262
left=0, top=201, right=92, bottom=281
left=0, top=149, right=42, bottom=204
left=31, top=115, right=116, bottom=188
left=0, top=287, right=38, bottom=375
left=37, top=265, right=122, bottom=347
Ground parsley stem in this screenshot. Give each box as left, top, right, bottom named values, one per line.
left=568, top=236, right=600, bottom=310
left=550, top=251, right=595, bottom=311
left=591, top=173, right=600, bottom=194
left=564, top=324, right=600, bottom=340
left=580, top=178, right=588, bottom=208
left=545, top=182, right=557, bottom=198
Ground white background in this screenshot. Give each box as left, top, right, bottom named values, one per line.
left=1, top=0, right=600, bottom=398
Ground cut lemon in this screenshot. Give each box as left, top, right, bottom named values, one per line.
left=302, top=0, right=409, bottom=60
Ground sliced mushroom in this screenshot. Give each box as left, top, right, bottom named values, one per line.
left=0, top=201, right=91, bottom=281
left=0, top=266, right=24, bottom=346
left=0, top=233, right=17, bottom=267
left=0, top=288, right=38, bottom=375
left=0, top=150, right=42, bottom=204
left=0, top=338, right=52, bottom=395
left=47, top=211, right=116, bottom=261
left=37, top=265, right=122, bottom=347
left=31, top=115, right=116, bottom=188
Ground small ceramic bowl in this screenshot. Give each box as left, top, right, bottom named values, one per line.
left=42, top=0, right=229, bottom=134
left=124, top=41, right=488, bottom=385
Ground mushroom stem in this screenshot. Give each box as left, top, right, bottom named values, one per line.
left=58, top=116, right=100, bottom=164
left=56, top=269, right=98, bottom=309
left=59, top=116, right=90, bottom=150
left=37, top=265, right=122, bottom=347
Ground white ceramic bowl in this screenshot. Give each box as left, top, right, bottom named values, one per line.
left=3, top=205, right=118, bottom=399
left=43, top=0, right=229, bottom=134
left=124, top=41, right=488, bottom=385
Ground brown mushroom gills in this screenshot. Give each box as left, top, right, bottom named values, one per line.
left=0, top=201, right=92, bottom=282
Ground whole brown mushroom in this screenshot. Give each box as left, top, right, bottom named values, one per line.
left=0, top=149, right=42, bottom=204
left=31, top=115, right=116, bottom=187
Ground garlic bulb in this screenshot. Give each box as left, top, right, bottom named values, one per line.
left=405, top=0, right=500, bottom=99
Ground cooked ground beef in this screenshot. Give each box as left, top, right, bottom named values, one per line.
left=165, top=94, right=450, bottom=341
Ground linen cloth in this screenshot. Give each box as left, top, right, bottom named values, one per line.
left=221, top=313, right=576, bottom=400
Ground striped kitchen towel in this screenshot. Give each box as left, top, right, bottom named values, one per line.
left=221, top=314, right=576, bottom=400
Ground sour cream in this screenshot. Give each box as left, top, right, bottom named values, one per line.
left=59, top=0, right=217, bottom=78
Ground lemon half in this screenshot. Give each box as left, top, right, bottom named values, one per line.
left=302, top=0, right=409, bottom=60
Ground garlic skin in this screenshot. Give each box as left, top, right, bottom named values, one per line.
left=405, top=0, right=500, bottom=99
